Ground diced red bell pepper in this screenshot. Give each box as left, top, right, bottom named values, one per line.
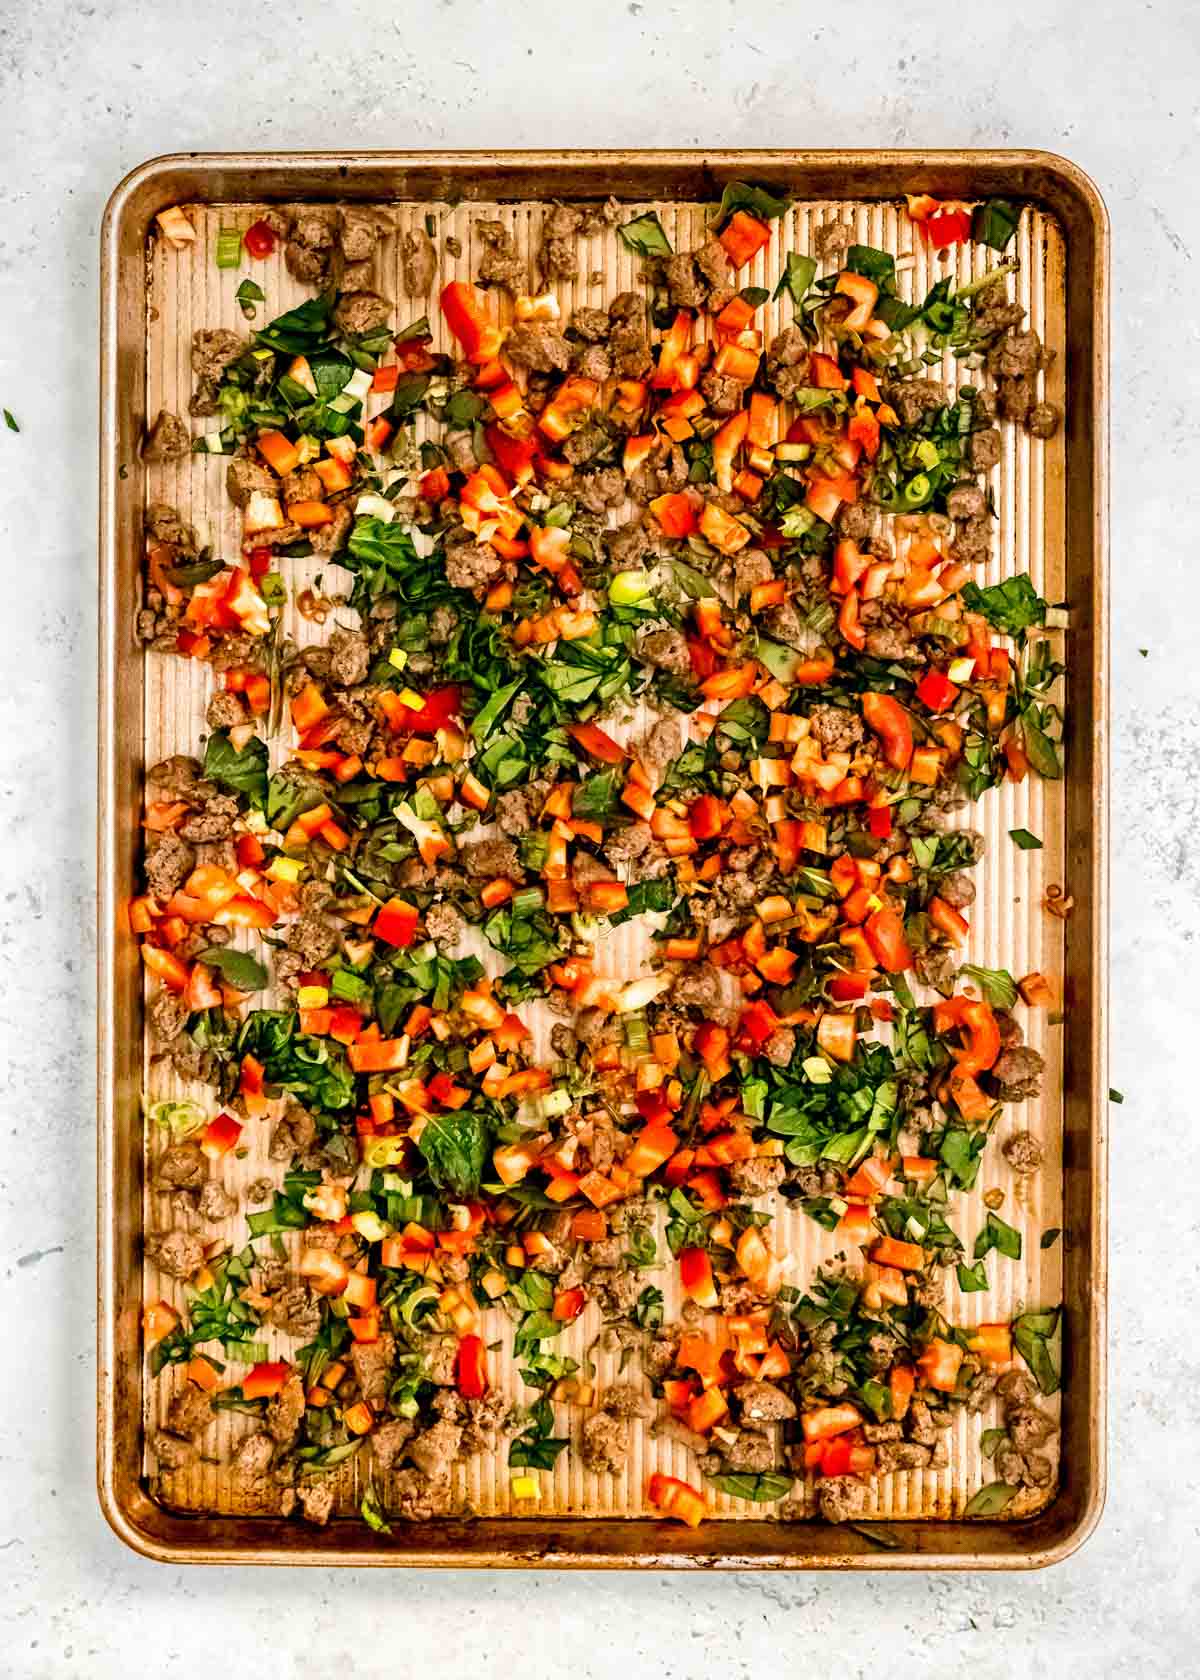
left=861, top=692, right=914, bottom=771
left=243, top=1361, right=290, bottom=1400
left=738, top=998, right=780, bottom=1051
left=552, top=1286, right=586, bottom=1323
left=200, top=1111, right=242, bottom=1160
left=916, top=669, right=960, bottom=713
left=567, top=722, right=626, bottom=764
left=718, top=210, right=771, bottom=269
left=929, top=895, right=970, bottom=945
left=440, top=281, right=502, bottom=363
left=925, top=207, right=972, bottom=247
left=649, top=491, right=698, bottom=538
left=389, top=683, right=462, bottom=736
left=373, top=896, right=420, bottom=948
left=864, top=906, right=913, bottom=973
left=140, top=943, right=191, bottom=992
left=625, top=1124, right=679, bottom=1179
left=646, top=1472, right=707, bottom=1528
left=679, top=1246, right=719, bottom=1308
left=837, top=589, right=866, bottom=652
left=453, top=1333, right=488, bottom=1398
left=832, top=538, right=872, bottom=596
left=867, top=804, right=893, bottom=839
left=809, top=352, right=848, bottom=391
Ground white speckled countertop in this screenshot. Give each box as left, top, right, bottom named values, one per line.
left=0, top=1, right=1194, bottom=1673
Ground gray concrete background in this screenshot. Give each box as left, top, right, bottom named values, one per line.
left=0, top=2, right=1194, bottom=1674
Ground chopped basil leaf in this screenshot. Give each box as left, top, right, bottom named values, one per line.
left=959, top=964, right=1018, bottom=1010
left=972, top=199, right=1021, bottom=252
left=1020, top=712, right=1062, bottom=780
left=1012, top=1307, right=1061, bottom=1394
left=3, top=409, right=18, bottom=433
left=1008, top=828, right=1043, bottom=850
left=195, top=947, right=269, bottom=992
left=203, top=728, right=269, bottom=810
left=964, top=1481, right=1018, bottom=1516
left=705, top=1470, right=794, bottom=1503
left=617, top=211, right=673, bottom=258
left=846, top=1522, right=903, bottom=1550
left=739, top=285, right=771, bottom=307
left=1040, top=1227, right=1062, bottom=1249
left=974, top=1211, right=1023, bottom=1262
left=845, top=244, right=896, bottom=287
left=979, top=1427, right=1007, bottom=1459
left=956, top=1259, right=990, bottom=1292
left=236, top=278, right=265, bottom=320
left=773, top=252, right=817, bottom=309
left=939, top=1127, right=986, bottom=1191
left=712, top=179, right=792, bottom=229
left=416, top=1110, right=492, bottom=1198
left=961, top=573, right=1047, bottom=636
left=1109, top=1088, right=1124, bottom=1104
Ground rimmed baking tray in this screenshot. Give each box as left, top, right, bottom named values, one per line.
left=98, top=149, right=1108, bottom=1568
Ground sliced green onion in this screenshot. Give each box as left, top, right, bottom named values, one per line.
left=510, top=886, right=546, bottom=916
left=214, top=227, right=243, bottom=269
left=623, top=1014, right=649, bottom=1052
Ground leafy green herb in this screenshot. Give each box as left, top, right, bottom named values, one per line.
left=416, top=1110, right=492, bottom=1198
left=1020, top=713, right=1062, bottom=780
left=203, top=728, right=268, bottom=809
left=195, top=947, right=268, bottom=992
left=634, top=1285, right=664, bottom=1331
left=1009, top=828, right=1043, bottom=850
left=618, top=211, right=673, bottom=258
left=845, top=245, right=896, bottom=287
left=939, top=1127, right=986, bottom=1192
left=1012, top=1307, right=1061, bottom=1394
left=254, top=293, right=336, bottom=356
left=235, top=277, right=265, bottom=319
left=237, top=1012, right=355, bottom=1112
left=609, top=877, right=675, bottom=926
left=164, top=557, right=225, bottom=588
left=959, top=964, right=1018, bottom=1010
left=846, top=1522, right=903, bottom=1550
left=4, top=409, right=19, bottom=433
left=1109, top=1088, right=1124, bottom=1104
left=774, top=253, right=816, bottom=308
left=1040, top=1227, right=1062, bottom=1249
left=964, top=1481, right=1017, bottom=1516
left=705, top=1470, right=794, bottom=1503
left=571, top=767, right=622, bottom=824
left=972, top=199, right=1020, bottom=252
left=980, top=1428, right=1007, bottom=1459
left=974, top=1211, right=1022, bottom=1262
left=484, top=901, right=566, bottom=976
left=961, top=574, right=1047, bottom=636
left=712, top=180, right=792, bottom=229
left=509, top=1396, right=569, bottom=1470
left=956, top=1259, right=990, bottom=1293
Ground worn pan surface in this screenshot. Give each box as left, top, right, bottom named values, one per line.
left=98, top=149, right=1108, bottom=1568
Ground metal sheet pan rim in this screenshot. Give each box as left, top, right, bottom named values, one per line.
left=98, top=147, right=1109, bottom=1570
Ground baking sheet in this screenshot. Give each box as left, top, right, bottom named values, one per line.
left=99, top=149, right=1107, bottom=1568
left=140, top=193, right=1065, bottom=1524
